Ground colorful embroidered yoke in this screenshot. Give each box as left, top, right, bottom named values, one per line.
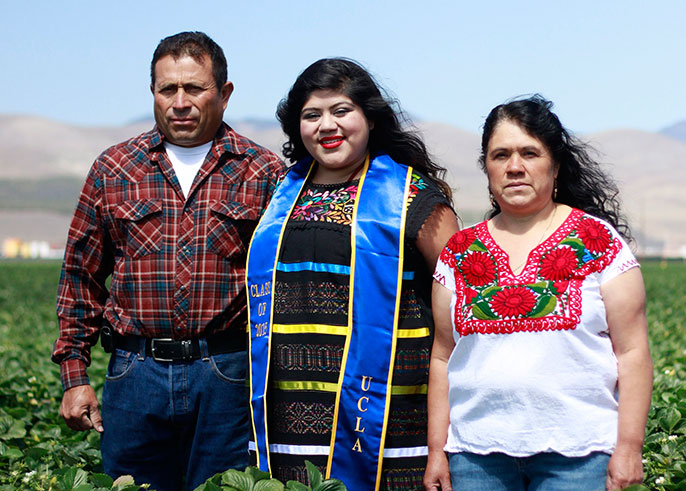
left=250, top=161, right=450, bottom=490
left=434, top=209, right=640, bottom=457
left=439, top=208, right=627, bottom=336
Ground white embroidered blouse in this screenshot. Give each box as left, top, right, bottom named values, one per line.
left=433, top=208, right=639, bottom=457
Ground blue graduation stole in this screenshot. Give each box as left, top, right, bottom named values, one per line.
left=246, top=154, right=411, bottom=491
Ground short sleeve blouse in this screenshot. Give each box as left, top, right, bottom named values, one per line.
left=433, top=208, right=639, bottom=457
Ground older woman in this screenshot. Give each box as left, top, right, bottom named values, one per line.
left=424, top=96, right=653, bottom=491
left=246, top=58, right=459, bottom=490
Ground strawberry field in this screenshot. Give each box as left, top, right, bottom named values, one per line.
left=0, top=260, right=685, bottom=490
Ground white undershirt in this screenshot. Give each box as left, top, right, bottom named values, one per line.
left=164, top=141, right=212, bottom=198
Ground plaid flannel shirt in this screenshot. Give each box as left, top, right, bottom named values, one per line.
left=52, top=123, right=285, bottom=390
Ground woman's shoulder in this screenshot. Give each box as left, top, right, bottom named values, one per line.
left=405, top=168, right=455, bottom=240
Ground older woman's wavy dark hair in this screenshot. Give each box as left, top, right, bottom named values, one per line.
left=276, top=58, right=452, bottom=202
left=479, top=94, right=631, bottom=241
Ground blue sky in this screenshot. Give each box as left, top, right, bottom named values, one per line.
left=1, top=0, right=683, bottom=134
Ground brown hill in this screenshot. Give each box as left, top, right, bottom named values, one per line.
left=1, top=115, right=684, bottom=257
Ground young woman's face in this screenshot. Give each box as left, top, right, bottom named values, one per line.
left=299, top=89, right=373, bottom=183
left=485, top=119, right=558, bottom=216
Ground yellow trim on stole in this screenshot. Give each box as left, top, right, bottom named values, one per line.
left=396, top=327, right=430, bottom=338
left=273, top=380, right=427, bottom=395
left=273, top=324, right=426, bottom=338
left=375, top=165, right=411, bottom=489
left=272, top=324, right=348, bottom=336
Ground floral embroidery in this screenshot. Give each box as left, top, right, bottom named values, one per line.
left=539, top=247, right=578, bottom=281
left=489, top=286, right=537, bottom=318
left=464, top=287, right=479, bottom=305
left=576, top=218, right=612, bottom=253
left=440, top=247, right=457, bottom=268
left=447, top=229, right=477, bottom=254
left=441, top=209, right=623, bottom=336
left=290, top=171, right=427, bottom=225
left=291, top=184, right=358, bottom=225
left=552, top=280, right=570, bottom=294
left=460, top=251, right=497, bottom=286
left=407, top=172, right=428, bottom=207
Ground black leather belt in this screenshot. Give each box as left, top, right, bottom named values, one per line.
left=110, top=329, right=245, bottom=362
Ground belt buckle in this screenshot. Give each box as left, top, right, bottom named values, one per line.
left=150, top=338, right=174, bottom=362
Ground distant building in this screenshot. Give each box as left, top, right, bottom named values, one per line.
left=2, top=238, right=22, bottom=258
left=1, top=238, right=64, bottom=259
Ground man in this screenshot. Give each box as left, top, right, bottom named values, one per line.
left=52, top=31, right=285, bottom=490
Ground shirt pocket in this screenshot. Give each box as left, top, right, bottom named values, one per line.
left=114, top=198, right=163, bottom=258
left=206, top=200, right=261, bottom=259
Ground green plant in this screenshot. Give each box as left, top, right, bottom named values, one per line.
left=194, top=461, right=346, bottom=491
left=1, top=259, right=686, bottom=489
left=639, top=260, right=686, bottom=490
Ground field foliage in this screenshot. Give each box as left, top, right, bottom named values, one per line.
left=0, top=260, right=685, bottom=490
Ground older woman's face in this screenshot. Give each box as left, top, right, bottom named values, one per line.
left=299, top=89, right=372, bottom=183
left=485, top=119, right=558, bottom=216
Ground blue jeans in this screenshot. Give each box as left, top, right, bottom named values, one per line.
left=100, top=342, right=249, bottom=491
left=449, top=451, right=610, bottom=491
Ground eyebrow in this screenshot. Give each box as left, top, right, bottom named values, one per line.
left=489, top=144, right=543, bottom=153
left=300, top=101, right=353, bottom=115
left=300, top=106, right=319, bottom=115
left=156, top=80, right=209, bottom=90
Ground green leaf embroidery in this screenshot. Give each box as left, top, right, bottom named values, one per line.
left=530, top=295, right=557, bottom=318
left=472, top=301, right=497, bottom=320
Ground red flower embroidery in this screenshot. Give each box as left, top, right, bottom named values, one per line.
left=440, top=247, right=457, bottom=268
left=490, top=286, right=537, bottom=318
left=577, top=219, right=611, bottom=253
left=540, top=247, right=578, bottom=281
left=448, top=229, right=477, bottom=254
left=464, top=287, right=479, bottom=304
left=460, top=252, right=496, bottom=286
left=552, top=280, right=569, bottom=294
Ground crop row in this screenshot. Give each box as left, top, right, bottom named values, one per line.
left=0, top=260, right=684, bottom=490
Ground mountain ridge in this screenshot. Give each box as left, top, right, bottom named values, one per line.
left=1, top=114, right=684, bottom=257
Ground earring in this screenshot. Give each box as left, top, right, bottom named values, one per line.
left=489, top=193, right=496, bottom=208
left=553, top=179, right=558, bottom=200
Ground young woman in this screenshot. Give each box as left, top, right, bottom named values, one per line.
left=425, top=95, right=653, bottom=491
left=246, top=58, right=459, bottom=490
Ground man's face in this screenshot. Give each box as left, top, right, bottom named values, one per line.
left=151, top=54, right=233, bottom=147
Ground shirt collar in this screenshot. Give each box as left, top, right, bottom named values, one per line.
left=147, top=122, right=249, bottom=159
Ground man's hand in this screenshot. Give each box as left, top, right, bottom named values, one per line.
left=59, top=385, right=104, bottom=432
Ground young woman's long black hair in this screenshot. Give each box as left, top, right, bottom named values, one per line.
left=479, top=94, right=631, bottom=241
left=277, top=58, right=452, bottom=203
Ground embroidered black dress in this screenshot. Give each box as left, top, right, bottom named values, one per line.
left=259, top=171, right=449, bottom=490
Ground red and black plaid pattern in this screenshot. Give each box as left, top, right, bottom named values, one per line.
left=53, top=124, right=285, bottom=389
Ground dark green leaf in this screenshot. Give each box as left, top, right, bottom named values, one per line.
left=1, top=447, right=23, bottom=459
left=254, top=480, right=285, bottom=491
left=23, top=446, right=50, bottom=459
left=315, top=479, right=347, bottom=491
left=285, top=482, right=310, bottom=491
left=529, top=295, right=557, bottom=318
left=660, top=407, right=682, bottom=432
left=471, top=301, right=497, bottom=320
left=221, top=469, right=255, bottom=489
left=89, top=473, right=113, bottom=487
left=245, top=466, right=271, bottom=481
left=305, top=460, right=323, bottom=489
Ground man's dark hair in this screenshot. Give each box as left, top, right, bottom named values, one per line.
left=150, top=31, right=227, bottom=89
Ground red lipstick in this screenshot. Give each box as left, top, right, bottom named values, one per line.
left=320, top=136, right=344, bottom=149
